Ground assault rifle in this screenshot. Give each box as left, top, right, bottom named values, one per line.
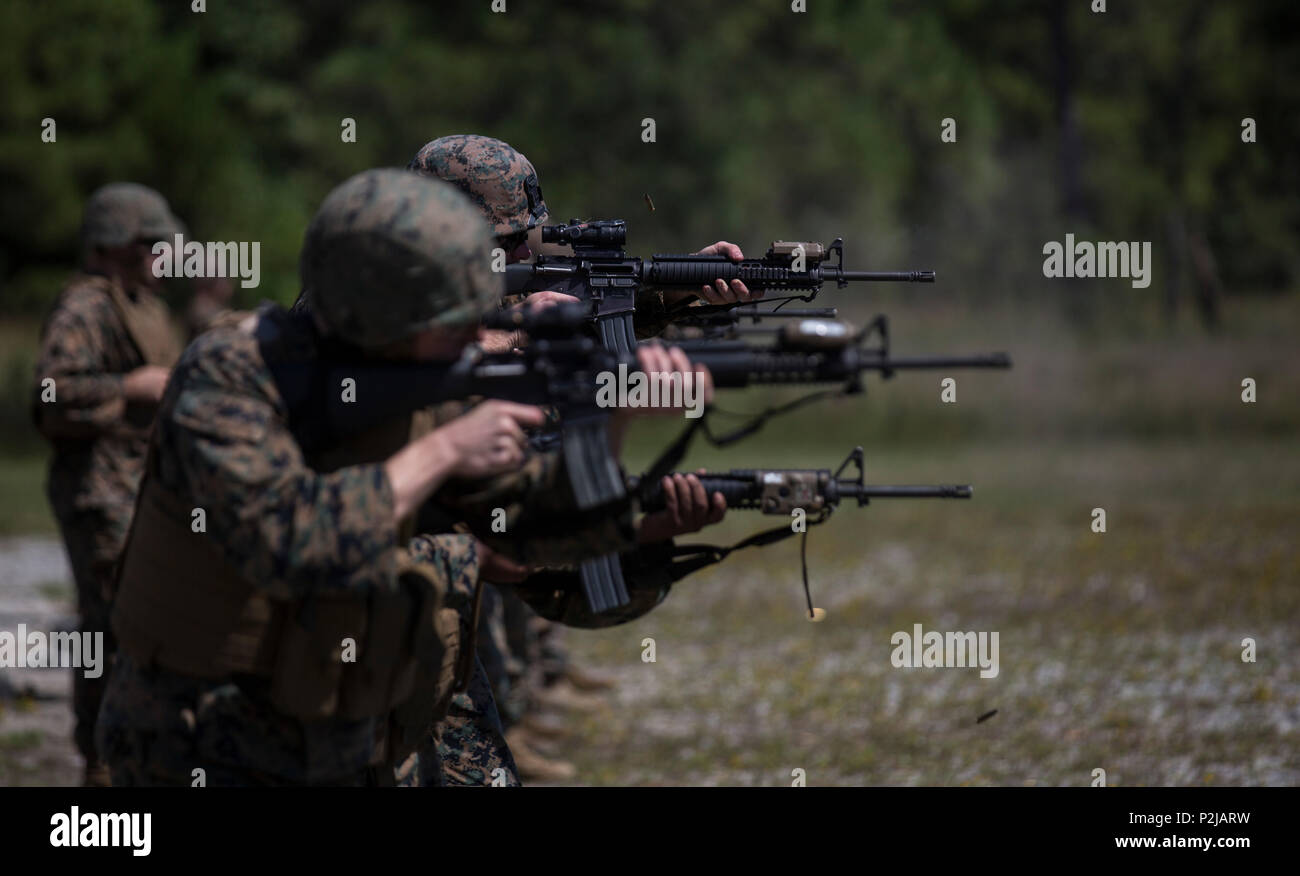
left=669, top=313, right=1010, bottom=403
left=634, top=447, right=972, bottom=616
left=632, top=447, right=972, bottom=515
left=505, top=219, right=934, bottom=353
left=260, top=302, right=1008, bottom=615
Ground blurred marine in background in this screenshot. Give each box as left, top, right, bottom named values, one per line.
left=30, top=183, right=185, bottom=786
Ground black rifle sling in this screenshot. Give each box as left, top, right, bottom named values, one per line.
left=636, top=390, right=848, bottom=498
left=635, top=405, right=841, bottom=618
left=662, top=510, right=832, bottom=618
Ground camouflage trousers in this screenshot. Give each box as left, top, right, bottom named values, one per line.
left=476, top=584, right=574, bottom=725
left=424, top=584, right=575, bottom=788
left=99, top=533, right=484, bottom=787
left=424, top=652, right=520, bottom=787
left=96, top=654, right=387, bottom=786
left=398, top=584, right=526, bottom=788
left=476, top=583, right=526, bottom=728
left=55, top=511, right=120, bottom=765
left=506, top=587, right=570, bottom=683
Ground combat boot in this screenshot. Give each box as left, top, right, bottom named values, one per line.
left=531, top=678, right=608, bottom=714
left=519, top=709, right=570, bottom=741
left=505, top=727, right=576, bottom=783
left=563, top=661, right=618, bottom=692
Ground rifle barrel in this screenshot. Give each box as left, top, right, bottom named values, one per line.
left=731, top=306, right=838, bottom=318
left=843, top=484, right=973, bottom=499
left=836, top=270, right=936, bottom=282
left=874, top=352, right=1012, bottom=369
left=635, top=474, right=974, bottom=512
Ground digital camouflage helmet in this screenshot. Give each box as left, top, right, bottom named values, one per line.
left=301, top=168, right=501, bottom=347
left=407, top=135, right=548, bottom=237
left=79, top=182, right=185, bottom=258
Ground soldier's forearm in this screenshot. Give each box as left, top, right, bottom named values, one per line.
left=33, top=373, right=127, bottom=438
left=386, top=429, right=461, bottom=526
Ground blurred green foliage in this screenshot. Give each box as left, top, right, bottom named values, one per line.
left=1, top=1, right=1297, bottom=456
left=2, top=0, right=1296, bottom=314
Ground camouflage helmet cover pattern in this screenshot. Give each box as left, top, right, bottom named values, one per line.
left=301, top=168, right=501, bottom=347
left=407, top=135, right=548, bottom=236
left=80, top=182, right=185, bottom=254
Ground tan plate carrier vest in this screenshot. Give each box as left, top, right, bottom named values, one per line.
left=102, top=278, right=182, bottom=370
left=112, top=403, right=470, bottom=747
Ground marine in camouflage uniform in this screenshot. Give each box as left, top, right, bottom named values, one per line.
left=97, top=169, right=640, bottom=786
left=31, top=183, right=185, bottom=785
left=408, top=135, right=733, bottom=784
left=409, top=135, right=687, bottom=340
left=407, top=135, right=568, bottom=784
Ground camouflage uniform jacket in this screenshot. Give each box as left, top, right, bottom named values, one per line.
left=32, top=272, right=179, bottom=562
left=98, top=308, right=635, bottom=784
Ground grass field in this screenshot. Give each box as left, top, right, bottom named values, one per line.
left=0, top=456, right=55, bottom=535
left=563, top=435, right=1299, bottom=785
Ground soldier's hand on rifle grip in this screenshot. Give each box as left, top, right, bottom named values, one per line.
left=476, top=329, right=521, bottom=354
left=608, top=345, right=712, bottom=455
left=664, top=241, right=757, bottom=306
left=621, top=344, right=714, bottom=418
left=637, top=471, right=727, bottom=544
left=385, top=400, right=546, bottom=524
left=440, top=400, right=544, bottom=479
left=516, top=289, right=581, bottom=312
left=480, top=290, right=585, bottom=352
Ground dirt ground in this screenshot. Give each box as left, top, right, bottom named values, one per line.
left=0, top=536, right=80, bottom=786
